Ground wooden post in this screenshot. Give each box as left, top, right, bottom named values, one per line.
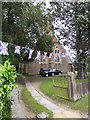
left=68, top=72, right=77, bottom=101
left=68, top=76, right=72, bottom=100
left=26, top=63, right=28, bottom=75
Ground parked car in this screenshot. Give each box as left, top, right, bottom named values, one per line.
left=40, top=68, right=63, bottom=77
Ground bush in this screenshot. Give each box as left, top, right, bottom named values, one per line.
left=0, top=60, right=17, bottom=119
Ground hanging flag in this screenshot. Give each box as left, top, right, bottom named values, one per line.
left=35, top=51, right=40, bottom=60
left=43, top=52, right=47, bottom=60
left=58, top=52, right=61, bottom=58
left=61, top=52, right=66, bottom=58
left=28, top=49, right=34, bottom=59
left=0, top=41, right=9, bottom=55
left=15, top=45, right=20, bottom=54
left=54, top=53, right=57, bottom=61
left=49, top=53, right=52, bottom=59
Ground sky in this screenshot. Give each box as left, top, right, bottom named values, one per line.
left=34, top=0, right=76, bottom=61
left=45, top=0, right=77, bottom=61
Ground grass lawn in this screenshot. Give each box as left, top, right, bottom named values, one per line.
left=40, top=76, right=89, bottom=112
left=52, top=75, right=89, bottom=88
left=70, top=95, right=89, bottom=112
left=20, top=87, right=53, bottom=118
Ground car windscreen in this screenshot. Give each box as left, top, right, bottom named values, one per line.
left=43, top=68, right=50, bottom=71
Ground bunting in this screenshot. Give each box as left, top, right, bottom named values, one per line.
left=43, top=52, right=47, bottom=60
left=58, top=52, right=60, bottom=58
left=0, top=40, right=67, bottom=61
left=61, top=53, right=66, bottom=57
left=15, top=45, right=20, bottom=54
left=28, top=49, right=34, bottom=59
left=54, top=53, right=57, bottom=61
left=0, top=41, right=9, bottom=55
left=49, top=53, right=52, bottom=59
left=35, top=51, right=40, bottom=60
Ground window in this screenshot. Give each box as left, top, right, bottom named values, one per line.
left=54, top=50, right=61, bottom=63
left=58, top=50, right=59, bottom=53
left=55, top=50, right=57, bottom=53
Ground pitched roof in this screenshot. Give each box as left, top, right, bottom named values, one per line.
left=52, top=37, right=66, bottom=53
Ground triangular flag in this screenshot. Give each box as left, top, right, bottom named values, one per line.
left=61, top=53, right=66, bottom=58
left=35, top=51, right=40, bottom=60
left=49, top=53, right=52, bottom=59
left=28, top=49, right=34, bottom=59
left=43, top=52, right=47, bottom=60
left=15, top=45, right=20, bottom=54
left=0, top=41, right=9, bottom=55
left=54, top=53, right=57, bottom=61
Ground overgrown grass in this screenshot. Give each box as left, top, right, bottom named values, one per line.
left=40, top=78, right=89, bottom=112
left=53, top=76, right=68, bottom=88
left=70, top=95, right=89, bottom=112
left=52, top=75, right=89, bottom=89
left=20, top=87, right=53, bottom=118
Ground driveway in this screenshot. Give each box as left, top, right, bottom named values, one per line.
left=26, top=75, right=88, bottom=118
left=26, top=75, right=51, bottom=90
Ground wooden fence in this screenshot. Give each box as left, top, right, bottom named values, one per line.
left=68, top=74, right=90, bottom=101
left=53, top=85, right=69, bottom=100
left=53, top=73, right=90, bottom=101
left=53, top=75, right=69, bottom=100
left=69, top=82, right=89, bottom=101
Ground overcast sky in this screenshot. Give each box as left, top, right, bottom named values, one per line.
left=34, top=0, right=76, bottom=61
left=45, top=0, right=77, bottom=61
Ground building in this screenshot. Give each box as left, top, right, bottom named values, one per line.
left=18, top=37, right=72, bottom=75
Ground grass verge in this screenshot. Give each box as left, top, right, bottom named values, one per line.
left=20, top=87, right=53, bottom=118
left=40, top=79, right=89, bottom=112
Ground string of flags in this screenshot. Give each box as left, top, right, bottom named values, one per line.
left=0, top=41, right=9, bottom=55
left=0, top=40, right=66, bottom=61
left=15, top=45, right=21, bottom=55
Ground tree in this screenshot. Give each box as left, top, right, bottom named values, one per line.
left=86, top=55, right=90, bottom=72
left=50, top=2, right=90, bottom=79
left=2, top=2, right=53, bottom=65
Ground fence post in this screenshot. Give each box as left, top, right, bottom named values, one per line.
left=68, top=72, right=77, bottom=101
left=68, top=76, right=72, bottom=101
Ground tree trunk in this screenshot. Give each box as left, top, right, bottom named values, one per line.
left=77, top=63, right=87, bottom=79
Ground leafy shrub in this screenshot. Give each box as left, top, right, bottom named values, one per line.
left=0, top=60, right=17, bottom=119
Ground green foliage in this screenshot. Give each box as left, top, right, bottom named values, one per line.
left=2, top=2, right=53, bottom=65
left=21, top=87, right=53, bottom=118
left=86, top=56, right=90, bottom=72
left=71, top=95, right=89, bottom=112
left=50, top=2, right=90, bottom=78
left=0, top=60, right=17, bottom=119
left=36, top=34, right=53, bottom=52
left=53, top=76, right=68, bottom=88
left=40, top=79, right=53, bottom=98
